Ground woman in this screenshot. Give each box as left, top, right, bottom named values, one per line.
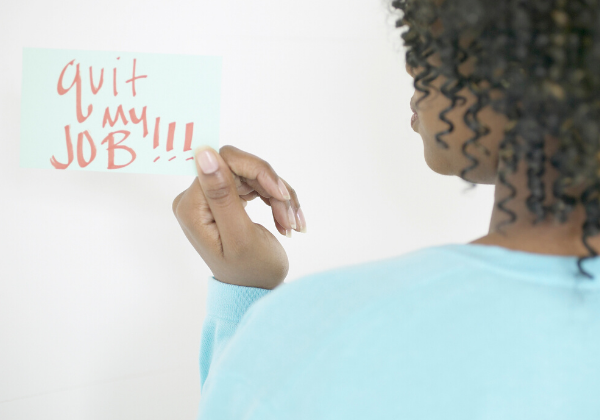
left=172, top=0, right=600, bottom=418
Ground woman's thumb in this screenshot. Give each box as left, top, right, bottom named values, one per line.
left=194, top=146, right=253, bottom=252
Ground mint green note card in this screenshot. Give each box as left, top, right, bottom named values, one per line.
left=20, top=47, right=222, bottom=175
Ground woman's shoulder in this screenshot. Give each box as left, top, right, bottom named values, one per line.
left=249, top=244, right=470, bottom=317
left=257, top=242, right=600, bottom=316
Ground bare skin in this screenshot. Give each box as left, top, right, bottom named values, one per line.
left=406, top=22, right=600, bottom=258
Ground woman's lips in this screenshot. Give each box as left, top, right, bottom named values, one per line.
left=410, top=99, right=418, bottom=130
left=411, top=111, right=418, bottom=127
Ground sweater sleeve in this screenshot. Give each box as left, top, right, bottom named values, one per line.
left=199, top=276, right=274, bottom=393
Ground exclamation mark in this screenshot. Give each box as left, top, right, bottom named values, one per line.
left=153, top=117, right=160, bottom=162
left=167, top=122, right=177, bottom=161
left=152, top=120, right=195, bottom=162
left=184, top=123, right=194, bottom=160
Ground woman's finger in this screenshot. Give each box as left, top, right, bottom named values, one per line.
left=240, top=179, right=297, bottom=234
left=234, top=174, right=254, bottom=196
left=268, top=177, right=306, bottom=234
left=219, top=145, right=306, bottom=233
left=239, top=191, right=292, bottom=236
left=241, top=179, right=306, bottom=234
left=191, top=146, right=254, bottom=255
left=259, top=196, right=272, bottom=207
left=219, top=145, right=296, bottom=231
left=277, top=177, right=306, bottom=233
left=272, top=206, right=287, bottom=237
left=219, top=145, right=291, bottom=202
left=240, top=190, right=260, bottom=202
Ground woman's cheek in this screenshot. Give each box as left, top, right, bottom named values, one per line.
left=416, top=110, right=459, bottom=175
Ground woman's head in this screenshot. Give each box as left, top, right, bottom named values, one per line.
left=405, top=44, right=509, bottom=185
left=391, top=0, right=600, bottom=277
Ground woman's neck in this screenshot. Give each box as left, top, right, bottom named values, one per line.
left=471, top=149, right=599, bottom=257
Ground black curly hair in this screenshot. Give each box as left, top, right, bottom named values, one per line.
left=390, top=0, right=600, bottom=279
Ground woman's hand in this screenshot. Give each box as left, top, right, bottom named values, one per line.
left=171, top=145, right=305, bottom=290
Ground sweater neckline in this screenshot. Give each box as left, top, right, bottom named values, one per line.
left=437, top=242, right=600, bottom=288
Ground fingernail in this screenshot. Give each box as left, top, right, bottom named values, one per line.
left=297, top=208, right=307, bottom=233
left=278, top=178, right=291, bottom=200
left=286, top=229, right=292, bottom=238
left=196, top=149, right=218, bottom=174
left=287, top=204, right=296, bottom=230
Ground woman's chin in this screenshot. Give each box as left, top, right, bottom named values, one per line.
left=423, top=150, right=453, bottom=176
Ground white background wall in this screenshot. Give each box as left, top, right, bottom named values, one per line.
left=0, top=0, right=495, bottom=419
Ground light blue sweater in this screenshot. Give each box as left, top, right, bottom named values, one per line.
left=196, top=243, right=600, bottom=419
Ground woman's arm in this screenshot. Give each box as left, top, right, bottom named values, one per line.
left=199, top=276, right=275, bottom=392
